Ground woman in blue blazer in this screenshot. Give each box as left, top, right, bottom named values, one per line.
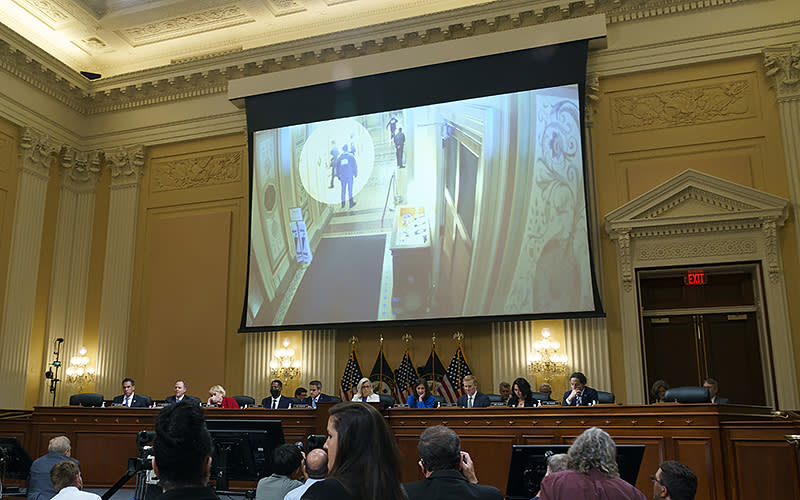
left=406, top=378, right=436, bottom=408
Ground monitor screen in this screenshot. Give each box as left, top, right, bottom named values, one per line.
left=241, top=39, right=603, bottom=331
left=205, top=419, right=285, bottom=487
left=505, top=444, right=646, bottom=500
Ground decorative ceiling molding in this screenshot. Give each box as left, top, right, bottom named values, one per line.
left=118, top=5, right=256, bottom=47
left=12, top=0, right=72, bottom=29
left=0, top=0, right=769, bottom=116
left=764, top=42, right=800, bottom=101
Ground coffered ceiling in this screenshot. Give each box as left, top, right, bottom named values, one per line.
left=0, top=0, right=492, bottom=78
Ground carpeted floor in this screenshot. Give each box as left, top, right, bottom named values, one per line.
left=283, top=234, right=386, bottom=325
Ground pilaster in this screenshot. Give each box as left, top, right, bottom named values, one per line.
left=564, top=318, right=612, bottom=393
left=300, top=330, right=336, bottom=394
left=243, top=331, right=279, bottom=399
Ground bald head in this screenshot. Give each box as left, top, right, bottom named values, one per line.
left=305, top=448, right=328, bottom=479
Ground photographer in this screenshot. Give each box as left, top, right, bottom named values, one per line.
left=255, top=444, right=303, bottom=500
left=404, top=425, right=502, bottom=500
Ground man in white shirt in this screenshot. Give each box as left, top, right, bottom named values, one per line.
left=165, top=380, right=200, bottom=405
left=49, top=461, right=100, bottom=500
left=261, top=380, right=291, bottom=409
left=283, top=448, right=328, bottom=500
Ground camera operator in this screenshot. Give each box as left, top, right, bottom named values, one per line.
left=255, top=444, right=303, bottom=500
left=152, top=402, right=219, bottom=500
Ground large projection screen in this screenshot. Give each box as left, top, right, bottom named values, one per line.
left=240, top=39, right=603, bottom=332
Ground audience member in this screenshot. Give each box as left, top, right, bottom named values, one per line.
left=498, top=382, right=511, bottom=404
left=351, top=377, right=379, bottom=403
left=404, top=425, right=502, bottom=500
left=207, top=385, right=239, bottom=408
left=407, top=378, right=436, bottom=408
left=263, top=380, right=292, bottom=409
left=539, top=427, right=646, bottom=500
left=294, top=388, right=308, bottom=401
left=562, top=372, right=599, bottom=406
left=27, top=436, right=80, bottom=500
left=283, top=449, right=328, bottom=500
left=165, top=380, right=200, bottom=405
left=538, top=383, right=554, bottom=400
left=302, top=402, right=405, bottom=500
left=532, top=453, right=569, bottom=500
left=255, top=444, right=303, bottom=500
left=49, top=460, right=100, bottom=500
left=652, top=461, right=697, bottom=500
left=302, top=381, right=335, bottom=408
left=152, top=401, right=220, bottom=500
left=112, top=378, right=150, bottom=407
left=702, top=378, right=729, bottom=404
left=651, top=380, right=670, bottom=404
left=508, top=377, right=536, bottom=408
left=457, top=375, right=490, bottom=408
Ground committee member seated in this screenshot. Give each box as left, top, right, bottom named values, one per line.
left=255, top=444, right=303, bottom=500
left=302, top=380, right=335, bottom=408
left=539, top=427, right=646, bottom=500
left=351, top=377, right=380, bottom=403
left=152, top=399, right=221, bottom=500
left=165, top=380, right=200, bottom=405
left=404, top=425, right=502, bottom=500
left=27, top=436, right=80, bottom=500
left=284, top=448, right=328, bottom=500
left=538, top=383, right=554, bottom=400
left=294, top=387, right=308, bottom=401
left=652, top=461, right=698, bottom=500
left=457, top=375, right=490, bottom=408
left=508, top=377, right=537, bottom=408
left=702, top=377, right=729, bottom=404
left=49, top=460, right=100, bottom=500
left=112, top=377, right=150, bottom=407
left=262, top=379, right=292, bottom=409
left=498, top=382, right=511, bottom=404
left=651, top=380, right=670, bottom=404
left=561, top=372, right=599, bottom=406
left=207, top=385, right=239, bottom=408
left=407, top=378, right=436, bottom=408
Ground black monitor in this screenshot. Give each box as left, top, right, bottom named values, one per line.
left=505, top=444, right=646, bottom=500
left=205, top=419, right=284, bottom=491
left=0, top=437, right=33, bottom=480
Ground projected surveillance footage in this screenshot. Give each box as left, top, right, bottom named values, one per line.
left=245, top=84, right=596, bottom=329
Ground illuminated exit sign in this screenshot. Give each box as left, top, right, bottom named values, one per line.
left=684, top=269, right=707, bottom=286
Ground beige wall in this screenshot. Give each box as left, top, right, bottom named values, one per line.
left=592, top=55, right=798, bottom=403
left=0, top=118, right=18, bottom=358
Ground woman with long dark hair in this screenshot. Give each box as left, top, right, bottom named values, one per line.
left=507, top=377, right=536, bottom=407
left=302, top=402, right=407, bottom=500
left=406, top=378, right=435, bottom=408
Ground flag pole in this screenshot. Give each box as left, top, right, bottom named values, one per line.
left=454, top=330, right=464, bottom=395
left=350, top=336, right=359, bottom=396
left=379, top=333, right=384, bottom=393
left=431, top=332, right=437, bottom=395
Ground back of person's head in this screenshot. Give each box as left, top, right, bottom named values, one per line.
left=153, top=402, right=213, bottom=489
left=305, top=449, right=328, bottom=479
left=48, top=436, right=71, bottom=454
left=546, top=453, right=569, bottom=474
left=50, top=460, right=79, bottom=491
left=651, top=380, right=670, bottom=400
left=659, top=461, right=697, bottom=500
left=417, top=425, right=461, bottom=472
left=272, top=444, right=303, bottom=477
left=327, top=402, right=404, bottom=500
left=567, top=427, right=619, bottom=477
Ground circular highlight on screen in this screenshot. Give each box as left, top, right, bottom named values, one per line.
left=298, top=118, right=375, bottom=205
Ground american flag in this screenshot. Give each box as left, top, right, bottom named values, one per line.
left=393, top=349, right=419, bottom=404
left=339, top=349, right=363, bottom=401
left=420, top=348, right=458, bottom=403
left=445, top=345, right=473, bottom=401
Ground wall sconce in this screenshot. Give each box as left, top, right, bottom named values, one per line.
left=65, top=346, right=95, bottom=392
left=527, top=328, right=568, bottom=383
left=269, top=338, right=301, bottom=383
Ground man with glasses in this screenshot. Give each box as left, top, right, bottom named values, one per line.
left=652, top=461, right=697, bottom=500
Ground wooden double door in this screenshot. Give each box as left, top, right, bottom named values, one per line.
left=640, top=268, right=769, bottom=406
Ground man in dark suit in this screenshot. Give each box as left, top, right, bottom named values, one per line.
left=27, top=436, right=80, bottom=500
left=261, top=379, right=292, bottom=409
left=456, top=375, right=490, bottom=408
left=302, top=380, right=335, bottom=408
left=703, top=377, right=730, bottom=404
left=404, top=425, right=502, bottom=500
left=165, top=380, right=201, bottom=405
left=111, top=377, right=151, bottom=407
left=562, top=371, right=599, bottom=406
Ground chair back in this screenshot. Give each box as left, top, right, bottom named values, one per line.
left=329, top=396, right=342, bottom=402
left=664, top=386, right=710, bottom=403
left=378, top=393, right=395, bottom=408
left=233, top=395, right=255, bottom=407
left=597, top=391, right=615, bottom=404
left=530, top=391, right=549, bottom=402
left=432, top=395, right=445, bottom=407
left=486, top=393, right=503, bottom=403
left=69, top=393, right=104, bottom=407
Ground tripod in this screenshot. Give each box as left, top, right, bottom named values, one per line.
left=45, top=338, right=64, bottom=407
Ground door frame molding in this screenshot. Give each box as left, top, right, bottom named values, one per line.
left=606, top=169, right=797, bottom=408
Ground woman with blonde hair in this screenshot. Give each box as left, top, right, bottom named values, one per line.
left=351, top=377, right=379, bottom=403
left=207, top=385, right=240, bottom=408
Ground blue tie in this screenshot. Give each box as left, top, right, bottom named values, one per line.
left=312, top=398, right=317, bottom=409
left=125, top=397, right=130, bottom=407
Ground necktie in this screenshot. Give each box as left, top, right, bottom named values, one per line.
left=312, top=398, right=317, bottom=409
left=273, top=398, right=278, bottom=409
left=468, top=396, right=473, bottom=408
left=125, top=397, right=130, bottom=407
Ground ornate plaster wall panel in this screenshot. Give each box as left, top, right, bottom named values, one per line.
left=117, top=5, right=256, bottom=47
left=265, top=0, right=305, bottom=17
left=12, top=0, right=73, bottom=29
left=149, top=150, right=243, bottom=193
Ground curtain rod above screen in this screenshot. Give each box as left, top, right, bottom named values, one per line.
left=228, top=14, right=606, bottom=107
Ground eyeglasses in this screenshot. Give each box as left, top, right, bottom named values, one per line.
left=649, top=474, right=663, bottom=485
